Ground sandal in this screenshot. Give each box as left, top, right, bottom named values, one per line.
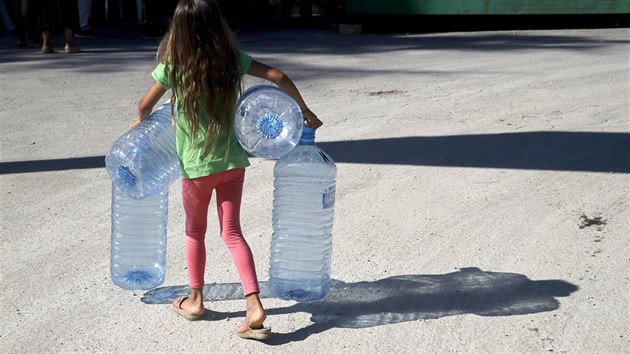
left=171, top=296, right=204, bottom=321
left=235, top=324, right=271, bottom=341
left=42, top=46, right=54, bottom=54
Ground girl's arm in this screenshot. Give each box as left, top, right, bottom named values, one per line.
left=247, top=60, right=323, bottom=129
left=130, top=82, right=167, bottom=128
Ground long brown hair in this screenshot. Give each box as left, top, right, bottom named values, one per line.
left=157, top=0, right=242, bottom=155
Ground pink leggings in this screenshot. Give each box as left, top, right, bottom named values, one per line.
left=181, top=168, right=259, bottom=296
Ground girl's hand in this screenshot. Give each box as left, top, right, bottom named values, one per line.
left=129, top=117, right=142, bottom=129
left=303, top=109, right=323, bottom=130
left=132, top=82, right=167, bottom=129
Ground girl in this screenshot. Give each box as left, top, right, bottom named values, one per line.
left=130, top=0, right=322, bottom=341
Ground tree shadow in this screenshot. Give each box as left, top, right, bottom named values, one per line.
left=241, top=29, right=630, bottom=56
left=3, top=131, right=626, bottom=174
left=0, top=156, right=106, bottom=174
left=316, top=131, right=630, bottom=173
left=1, top=26, right=627, bottom=72
left=0, top=43, right=158, bottom=71
left=142, top=267, right=578, bottom=344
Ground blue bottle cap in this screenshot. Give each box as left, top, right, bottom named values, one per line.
left=256, top=113, right=283, bottom=139
left=300, top=127, right=315, bottom=144
left=116, top=165, right=136, bottom=188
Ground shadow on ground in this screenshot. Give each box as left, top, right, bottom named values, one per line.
left=316, top=131, right=630, bottom=173
left=1, top=27, right=628, bottom=72
left=142, top=267, right=578, bottom=345
left=2, top=131, right=627, bottom=174
left=242, top=30, right=630, bottom=56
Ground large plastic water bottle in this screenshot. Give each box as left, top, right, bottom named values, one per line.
left=268, top=127, right=337, bottom=301
left=233, top=84, right=303, bottom=159
left=105, top=102, right=180, bottom=290
left=105, top=102, right=180, bottom=199
left=110, top=185, right=168, bottom=290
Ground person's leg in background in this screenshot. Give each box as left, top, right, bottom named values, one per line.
left=59, top=0, right=80, bottom=52
left=142, top=0, right=177, bottom=39
left=0, top=0, right=16, bottom=33
left=9, top=0, right=29, bottom=47
left=141, top=0, right=160, bottom=38
left=75, top=0, right=94, bottom=37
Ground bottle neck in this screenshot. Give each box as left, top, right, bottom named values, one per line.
left=299, top=127, right=315, bottom=145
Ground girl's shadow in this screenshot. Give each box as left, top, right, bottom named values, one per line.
left=141, top=267, right=578, bottom=345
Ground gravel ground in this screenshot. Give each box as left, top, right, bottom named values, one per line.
left=1, top=26, right=629, bottom=353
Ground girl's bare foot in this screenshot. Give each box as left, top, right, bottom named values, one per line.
left=177, top=296, right=205, bottom=316
left=172, top=288, right=205, bottom=320
left=236, top=295, right=270, bottom=341
left=244, top=308, right=266, bottom=329
left=243, top=293, right=266, bottom=329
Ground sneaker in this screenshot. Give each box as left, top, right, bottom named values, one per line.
left=75, top=28, right=96, bottom=38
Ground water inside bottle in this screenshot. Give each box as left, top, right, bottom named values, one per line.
left=112, top=268, right=165, bottom=290
left=269, top=277, right=330, bottom=302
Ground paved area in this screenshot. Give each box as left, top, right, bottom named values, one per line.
left=1, top=26, right=629, bottom=353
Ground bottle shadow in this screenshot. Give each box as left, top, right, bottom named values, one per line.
left=142, top=267, right=578, bottom=344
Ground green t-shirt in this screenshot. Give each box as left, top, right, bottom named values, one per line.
left=151, top=51, right=253, bottom=179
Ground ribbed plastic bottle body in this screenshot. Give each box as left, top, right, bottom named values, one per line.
left=233, top=85, right=303, bottom=159
left=269, top=138, right=336, bottom=301
left=110, top=185, right=168, bottom=290
left=105, top=103, right=180, bottom=199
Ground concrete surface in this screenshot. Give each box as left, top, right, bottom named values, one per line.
left=1, top=26, right=629, bottom=353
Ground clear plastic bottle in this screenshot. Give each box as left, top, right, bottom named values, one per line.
left=110, top=185, right=168, bottom=290
left=233, top=84, right=303, bottom=160
left=105, top=102, right=180, bottom=199
left=105, top=102, right=179, bottom=290
left=268, top=127, right=336, bottom=301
